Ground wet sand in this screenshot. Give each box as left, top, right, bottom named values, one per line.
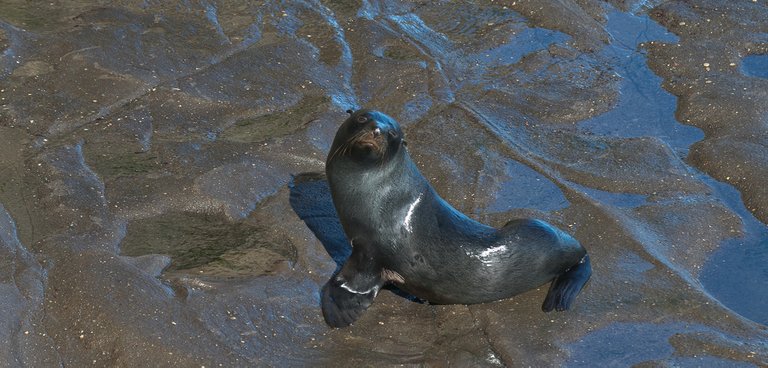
left=1, top=1, right=767, bottom=366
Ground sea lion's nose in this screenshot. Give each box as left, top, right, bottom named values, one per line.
left=373, top=127, right=381, bottom=137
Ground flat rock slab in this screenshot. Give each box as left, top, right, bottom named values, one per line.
left=1, top=1, right=767, bottom=366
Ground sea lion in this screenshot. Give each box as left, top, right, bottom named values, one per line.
left=321, top=109, right=592, bottom=328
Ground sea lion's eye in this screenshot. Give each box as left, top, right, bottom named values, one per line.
left=356, top=115, right=368, bottom=123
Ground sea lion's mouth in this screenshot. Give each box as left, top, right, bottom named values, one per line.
left=354, top=130, right=384, bottom=151
left=356, top=138, right=378, bottom=149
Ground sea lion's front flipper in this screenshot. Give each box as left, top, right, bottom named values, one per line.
left=321, top=246, right=384, bottom=328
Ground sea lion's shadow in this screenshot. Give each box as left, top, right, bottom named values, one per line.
left=288, top=172, right=351, bottom=269
left=288, top=172, right=420, bottom=302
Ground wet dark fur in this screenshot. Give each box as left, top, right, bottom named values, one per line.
left=321, top=109, right=592, bottom=328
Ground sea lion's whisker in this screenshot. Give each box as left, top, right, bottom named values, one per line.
left=329, top=144, right=345, bottom=162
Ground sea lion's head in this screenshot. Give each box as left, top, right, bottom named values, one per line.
left=327, top=109, right=406, bottom=165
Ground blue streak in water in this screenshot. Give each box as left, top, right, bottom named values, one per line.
left=568, top=182, right=648, bottom=209
left=470, top=27, right=569, bottom=67
left=201, top=1, right=231, bottom=44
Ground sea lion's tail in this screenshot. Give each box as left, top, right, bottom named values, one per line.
left=542, top=254, right=592, bottom=312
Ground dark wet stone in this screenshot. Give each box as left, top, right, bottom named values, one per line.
left=506, top=0, right=609, bottom=52
left=647, top=1, right=768, bottom=224
left=120, top=211, right=297, bottom=276
left=0, top=204, right=59, bottom=366
left=645, top=1, right=768, bottom=332
left=1, top=1, right=767, bottom=366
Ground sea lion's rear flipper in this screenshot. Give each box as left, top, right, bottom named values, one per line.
left=542, top=254, right=592, bottom=312
left=321, top=246, right=383, bottom=328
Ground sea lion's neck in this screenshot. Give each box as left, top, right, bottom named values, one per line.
left=327, top=151, right=428, bottom=229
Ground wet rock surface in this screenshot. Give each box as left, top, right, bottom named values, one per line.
left=1, top=1, right=767, bottom=366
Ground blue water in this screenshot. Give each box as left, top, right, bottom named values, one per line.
left=485, top=159, right=570, bottom=213
left=578, top=11, right=704, bottom=154
left=741, top=54, right=768, bottom=79
left=567, top=322, right=755, bottom=367
left=578, top=10, right=767, bottom=326
left=568, top=181, right=648, bottom=209
left=698, top=174, right=768, bottom=326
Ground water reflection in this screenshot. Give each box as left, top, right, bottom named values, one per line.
left=578, top=11, right=704, bottom=154
left=741, top=54, right=768, bottom=79
left=485, top=159, right=570, bottom=213
left=699, top=175, right=768, bottom=325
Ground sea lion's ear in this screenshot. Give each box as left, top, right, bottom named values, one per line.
left=402, top=139, right=407, bottom=147
left=346, top=109, right=354, bottom=115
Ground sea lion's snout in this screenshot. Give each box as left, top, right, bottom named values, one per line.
left=329, top=109, right=405, bottom=163
left=355, top=124, right=386, bottom=151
